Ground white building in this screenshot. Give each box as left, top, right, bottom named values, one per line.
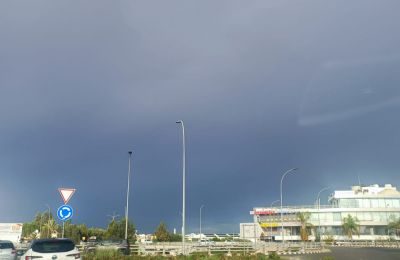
left=240, top=184, right=400, bottom=241
left=0, top=223, right=23, bottom=243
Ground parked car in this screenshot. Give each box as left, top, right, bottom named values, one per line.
left=21, top=238, right=81, bottom=260
left=0, top=240, right=17, bottom=260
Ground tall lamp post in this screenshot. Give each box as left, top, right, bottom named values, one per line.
left=125, top=151, right=133, bottom=240
left=199, top=205, right=205, bottom=240
left=316, top=187, right=330, bottom=240
left=280, top=168, right=298, bottom=243
left=45, top=204, right=51, bottom=238
left=270, top=200, right=280, bottom=241
left=176, top=120, right=186, bottom=254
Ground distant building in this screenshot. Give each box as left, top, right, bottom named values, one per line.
left=240, top=184, right=400, bottom=241
left=0, top=223, right=23, bottom=243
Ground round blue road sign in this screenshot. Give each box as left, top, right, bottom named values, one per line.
left=57, top=205, right=73, bottom=221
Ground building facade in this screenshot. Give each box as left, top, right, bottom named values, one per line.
left=240, top=184, right=400, bottom=241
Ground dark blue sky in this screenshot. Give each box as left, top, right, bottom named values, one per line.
left=1, top=1, right=400, bottom=233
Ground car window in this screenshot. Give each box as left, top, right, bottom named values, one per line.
left=0, top=242, right=14, bottom=249
left=32, top=240, right=75, bottom=253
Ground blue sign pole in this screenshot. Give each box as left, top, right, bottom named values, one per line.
left=57, top=205, right=73, bottom=238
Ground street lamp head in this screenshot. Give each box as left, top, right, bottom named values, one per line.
left=128, top=151, right=132, bottom=155
left=176, top=120, right=182, bottom=124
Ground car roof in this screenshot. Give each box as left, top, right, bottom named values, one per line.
left=0, top=240, right=13, bottom=243
left=31, top=238, right=74, bottom=243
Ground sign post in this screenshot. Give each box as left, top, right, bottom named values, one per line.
left=57, top=188, right=76, bottom=238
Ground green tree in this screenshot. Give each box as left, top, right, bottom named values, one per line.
left=105, top=218, right=135, bottom=242
left=105, top=220, right=119, bottom=239
left=88, top=227, right=106, bottom=240
left=388, top=215, right=400, bottom=236
left=44, top=218, right=59, bottom=238
left=169, top=233, right=182, bottom=242
left=342, top=214, right=360, bottom=241
left=296, top=212, right=313, bottom=241
left=154, top=222, right=170, bottom=242
left=22, top=211, right=57, bottom=239
left=22, top=222, right=39, bottom=239
left=62, top=222, right=89, bottom=243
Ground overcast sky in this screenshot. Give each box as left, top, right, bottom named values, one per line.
left=1, top=0, right=400, bottom=233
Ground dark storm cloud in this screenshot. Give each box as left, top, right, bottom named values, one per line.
left=1, top=0, right=400, bottom=233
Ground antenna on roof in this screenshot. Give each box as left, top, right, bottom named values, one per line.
left=357, top=174, right=361, bottom=186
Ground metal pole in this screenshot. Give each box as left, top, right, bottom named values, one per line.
left=176, top=120, right=186, bottom=254
left=316, top=187, right=330, bottom=240
left=270, top=200, right=280, bottom=242
left=254, top=221, right=257, bottom=247
left=45, top=204, right=51, bottom=238
left=200, top=205, right=204, bottom=241
left=280, top=168, right=297, bottom=243
left=39, top=212, right=42, bottom=239
left=62, top=222, right=65, bottom=238
left=125, top=151, right=133, bottom=240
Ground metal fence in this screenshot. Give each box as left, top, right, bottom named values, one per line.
left=111, top=242, right=325, bottom=256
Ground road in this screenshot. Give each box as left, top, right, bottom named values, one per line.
left=287, top=247, right=400, bottom=260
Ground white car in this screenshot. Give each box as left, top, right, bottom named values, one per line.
left=0, top=240, right=16, bottom=260
left=21, top=239, right=81, bottom=260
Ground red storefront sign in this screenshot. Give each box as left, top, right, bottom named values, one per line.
left=254, top=210, right=275, bottom=215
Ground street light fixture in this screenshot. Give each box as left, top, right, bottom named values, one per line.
left=200, top=205, right=205, bottom=240
left=125, top=151, right=133, bottom=240
left=280, top=168, right=298, bottom=243
left=316, top=186, right=330, bottom=240
left=176, top=120, right=186, bottom=255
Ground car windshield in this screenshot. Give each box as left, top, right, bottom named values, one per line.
left=0, top=242, right=14, bottom=249
left=31, top=240, right=75, bottom=253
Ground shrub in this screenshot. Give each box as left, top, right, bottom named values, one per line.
left=84, top=249, right=124, bottom=260
left=323, top=235, right=335, bottom=245
left=268, top=252, right=281, bottom=260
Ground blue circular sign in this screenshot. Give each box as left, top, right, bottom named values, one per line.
left=57, top=205, right=73, bottom=221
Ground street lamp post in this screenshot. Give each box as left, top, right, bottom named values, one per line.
left=176, top=120, right=186, bottom=255
left=270, top=200, right=280, bottom=242
left=45, top=204, right=51, bottom=238
left=280, top=168, right=298, bottom=243
left=200, top=205, right=205, bottom=241
left=125, top=151, right=133, bottom=240
left=316, top=187, right=330, bottom=240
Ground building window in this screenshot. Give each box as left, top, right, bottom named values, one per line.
left=371, top=199, right=379, bottom=208
left=374, top=226, right=386, bottom=235
left=362, top=199, right=371, bottom=208
left=333, top=213, right=342, bottom=221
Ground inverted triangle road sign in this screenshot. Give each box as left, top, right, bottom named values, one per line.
left=58, top=188, right=76, bottom=204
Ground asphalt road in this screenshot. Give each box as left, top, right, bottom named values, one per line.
left=286, top=247, right=400, bottom=260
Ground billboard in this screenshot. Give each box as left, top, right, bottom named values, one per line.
left=0, top=223, right=23, bottom=243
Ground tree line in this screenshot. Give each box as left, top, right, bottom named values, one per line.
left=22, top=211, right=135, bottom=243
left=22, top=212, right=183, bottom=243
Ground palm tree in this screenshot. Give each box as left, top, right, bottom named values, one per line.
left=342, top=214, right=360, bottom=241
left=43, top=218, right=59, bottom=238
left=296, top=212, right=313, bottom=241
